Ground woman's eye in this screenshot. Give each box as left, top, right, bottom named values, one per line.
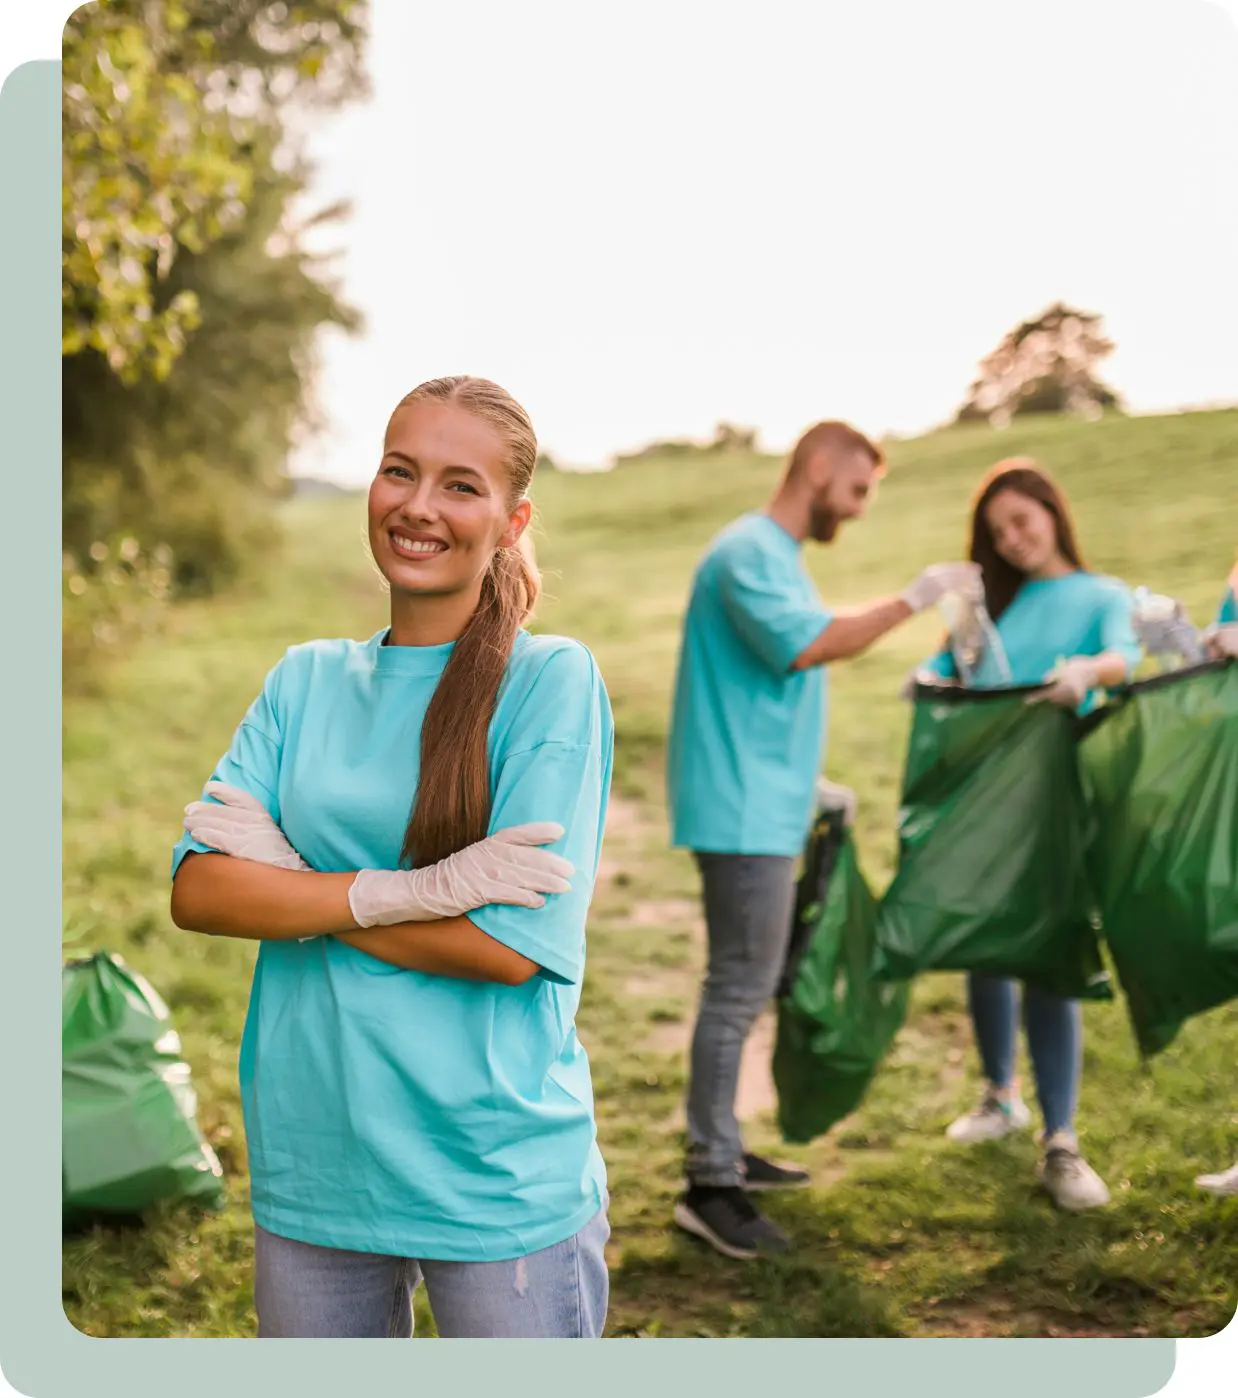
left=382, top=464, right=412, bottom=480
left=448, top=482, right=478, bottom=495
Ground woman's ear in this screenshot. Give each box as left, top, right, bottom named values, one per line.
left=499, top=498, right=533, bottom=549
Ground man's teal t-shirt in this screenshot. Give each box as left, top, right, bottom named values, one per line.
left=1218, top=584, right=1237, bottom=626
left=667, top=512, right=834, bottom=857
left=925, top=570, right=1140, bottom=709
left=170, top=628, right=614, bottom=1262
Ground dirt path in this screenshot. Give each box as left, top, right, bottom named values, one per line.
left=601, top=795, right=780, bottom=1122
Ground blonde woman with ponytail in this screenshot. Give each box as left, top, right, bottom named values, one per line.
left=170, top=377, right=614, bottom=1338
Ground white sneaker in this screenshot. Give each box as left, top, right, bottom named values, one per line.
left=945, top=1088, right=1033, bottom=1145
left=1195, top=1162, right=1238, bottom=1197
left=1037, top=1130, right=1111, bottom=1211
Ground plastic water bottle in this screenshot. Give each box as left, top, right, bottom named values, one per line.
left=1131, top=587, right=1206, bottom=670
left=937, top=583, right=1013, bottom=688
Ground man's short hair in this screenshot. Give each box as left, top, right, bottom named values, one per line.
left=788, top=421, right=886, bottom=480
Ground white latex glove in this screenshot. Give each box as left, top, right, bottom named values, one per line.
left=1031, top=656, right=1102, bottom=709
left=185, top=782, right=575, bottom=927
left=901, top=562, right=983, bottom=614
left=184, top=781, right=311, bottom=870
left=1206, top=624, right=1238, bottom=660
left=347, top=825, right=574, bottom=927
left=815, top=776, right=857, bottom=826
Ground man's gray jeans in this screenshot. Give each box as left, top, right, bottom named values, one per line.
left=685, top=852, right=798, bottom=1188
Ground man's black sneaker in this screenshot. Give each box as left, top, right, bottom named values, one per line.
left=741, top=1152, right=811, bottom=1192
left=673, top=1185, right=791, bottom=1260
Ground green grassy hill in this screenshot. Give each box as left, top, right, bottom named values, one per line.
left=63, top=409, right=1238, bottom=1337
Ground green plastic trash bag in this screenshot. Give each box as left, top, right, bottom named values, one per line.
left=63, top=951, right=224, bottom=1227
left=1080, top=659, right=1238, bottom=1056
left=874, top=681, right=1112, bottom=1001
left=773, top=807, right=910, bottom=1143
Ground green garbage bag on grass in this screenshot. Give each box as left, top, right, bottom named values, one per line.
left=63, top=951, right=224, bottom=1227
left=773, top=807, right=910, bottom=1143
left=1080, top=659, right=1238, bottom=1056
left=874, top=681, right=1112, bottom=1001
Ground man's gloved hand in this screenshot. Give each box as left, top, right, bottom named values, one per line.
left=815, top=776, right=857, bottom=826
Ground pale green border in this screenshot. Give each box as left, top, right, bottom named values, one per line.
left=1, top=54, right=1178, bottom=1397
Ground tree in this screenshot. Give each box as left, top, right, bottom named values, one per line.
left=955, top=303, right=1122, bottom=427
left=63, top=147, right=360, bottom=590
left=62, top=0, right=368, bottom=385
left=612, top=421, right=761, bottom=466
left=62, top=0, right=255, bottom=382
left=710, top=422, right=758, bottom=453
left=181, top=0, right=369, bottom=113
left=62, top=0, right=369, bottom=596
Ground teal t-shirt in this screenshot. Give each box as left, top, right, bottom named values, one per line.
left=171, top=628, right=614, bottom=1262
left=667, top=512, right=834, bottom=857
left=1218, top=585, right=1237, bottom=626
left=925, top=570, right=1140, bottom=709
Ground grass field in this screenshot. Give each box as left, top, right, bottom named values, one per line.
left=63, top=409, right=1238, bottom=1338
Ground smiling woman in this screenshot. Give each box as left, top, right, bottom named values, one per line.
left=168, top=376, right=615, bottom=1339
left=370, top=390, right=533, bottom=636
left=916, top=456, right=1142, bottom=1217
left=369, top=381, right=544, bottom=869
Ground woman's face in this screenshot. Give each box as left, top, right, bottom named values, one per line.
left=367, top=399, right=530, bottom=598
left=984, top=488, right=1063, bottom=576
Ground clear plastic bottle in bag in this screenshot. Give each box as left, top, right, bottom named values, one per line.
left=937, top=581, right=1013, bottom=688
left=1131, top=587, right=1207, bottom=670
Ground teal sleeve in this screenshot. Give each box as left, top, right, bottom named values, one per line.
left=170, top=657, right=289, bottom=879
left=468, top=645, right=614, bottom=985
left=1218, top=587, right=1237, bottom=626
left=922, top=648, right=957, bottom=680
left=716, top=543, right=834, bottom=673
left=469, top=738, right=612, bottom=985
left=1097, top=586, right=1142, bottom=678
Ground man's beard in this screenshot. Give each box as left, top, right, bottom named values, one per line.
left=810, top=507, right=839, bottom=542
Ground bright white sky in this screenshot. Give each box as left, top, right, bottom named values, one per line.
left=290, top=0, right=1238, bottom=480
